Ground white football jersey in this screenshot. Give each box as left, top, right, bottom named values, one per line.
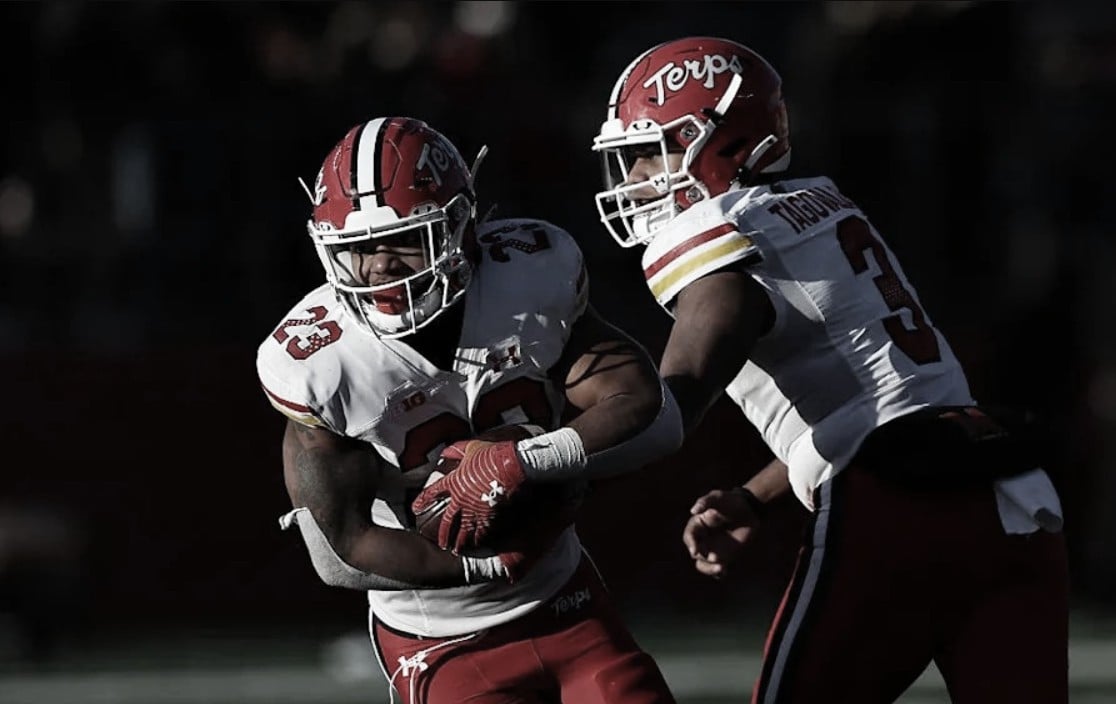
left=642, top=177, right=975, bottom=510
left=257, top=218, right=589, bottom=637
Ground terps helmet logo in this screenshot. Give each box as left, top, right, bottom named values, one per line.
left=414, top=137, right=461, bottom=189
left=642, top=53, right=744, bottom=106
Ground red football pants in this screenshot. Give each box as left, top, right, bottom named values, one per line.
left=372, top=556, right=676, bottom=704
left=753, top=462, right=1068, bottom=704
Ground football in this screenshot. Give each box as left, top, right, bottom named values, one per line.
left=414, top=424, right=585, bottom=548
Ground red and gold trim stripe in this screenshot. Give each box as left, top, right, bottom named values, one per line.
left=262, top=385, right=323, bottom=426
left=644, top=224, right=755, bottom=301
left=643, top=223, right=739, bottom=279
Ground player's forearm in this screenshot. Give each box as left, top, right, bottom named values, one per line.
left=282, top=507, right=471, bottom=590
left=566, top=387, right=661, bottom=455
left=281, top=427, right=473, bottom=589
left=342, top=523, right=470, bottom=588
left=516, top=377, right=683, bottom=481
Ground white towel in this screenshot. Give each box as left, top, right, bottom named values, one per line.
left=994, top=468, right=1064, bottom=535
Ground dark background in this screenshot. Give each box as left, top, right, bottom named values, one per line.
left=2, top=0, right=1115, bottom=663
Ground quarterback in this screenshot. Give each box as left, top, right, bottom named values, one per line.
left=257, top=117, right=681, bottom=703
left=592, top=36, right=1069, bottom=703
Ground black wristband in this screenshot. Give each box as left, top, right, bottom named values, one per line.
left=733, top=486, right=767, bottom=520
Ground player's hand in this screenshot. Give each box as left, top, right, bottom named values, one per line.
left=411, top=439, right=528, bottom=552
left=490, top=484, right=580, bottom=582
left=463, top=516, right=568, bottom=585
left=485, top=530, right=558, bottom=584
left=682, top=487, right=762, bottom=579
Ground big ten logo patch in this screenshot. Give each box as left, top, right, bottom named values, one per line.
left=401, top=391, right=427, bottom=412
left=386, top=379, right=450, bottom=420
left=551, top=587, right=592, bottom=616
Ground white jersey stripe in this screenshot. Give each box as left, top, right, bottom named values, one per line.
left=762, top=479, right=832, bottom=703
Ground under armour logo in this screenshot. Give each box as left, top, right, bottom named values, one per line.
left=398, top=652, right=429, bottom=677
left=481, top=480, right=505, bottom=507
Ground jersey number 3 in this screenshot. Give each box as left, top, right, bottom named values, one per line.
left=837, top=216, right=942, bottom=365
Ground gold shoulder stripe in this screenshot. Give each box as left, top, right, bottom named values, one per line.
left=649, top=237, right=755, bottom=300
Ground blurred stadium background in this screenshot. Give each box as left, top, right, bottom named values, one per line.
left=2, top=1, right=1115, bottom=702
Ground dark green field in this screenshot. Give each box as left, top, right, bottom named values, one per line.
left=2, top=611, right=1113, bottom=704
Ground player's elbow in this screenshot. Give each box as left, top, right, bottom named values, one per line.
left=306, top=531, right=362, bottom=589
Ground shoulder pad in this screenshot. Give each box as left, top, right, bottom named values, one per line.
left=476, top=218, right=589, bottom=320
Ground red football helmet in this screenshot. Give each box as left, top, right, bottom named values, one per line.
left=592, top=37, right=791, bottom=247
left=303, top=117, right=483, bottom=337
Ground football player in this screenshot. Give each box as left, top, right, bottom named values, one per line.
left=592, top=36, right=1069, bottom=703
left=257, top=117, right=682, bottom=704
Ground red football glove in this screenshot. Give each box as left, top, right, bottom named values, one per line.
left=411, top=439, right=529, bottom=552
